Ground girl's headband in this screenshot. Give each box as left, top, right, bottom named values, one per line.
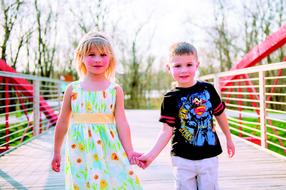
left=89, top=36, right=110, bottom=43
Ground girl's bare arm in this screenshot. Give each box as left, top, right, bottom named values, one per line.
left=114, top=86, right=134, bottom=156
left=53, top=84, right=73, bottom=154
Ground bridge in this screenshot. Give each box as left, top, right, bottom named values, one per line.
left=0, top=61, right=285, bottom=189
left=1, top=24, right=286, bottom=189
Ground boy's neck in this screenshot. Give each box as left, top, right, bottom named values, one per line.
left=176, top=79, right=197, bottom=88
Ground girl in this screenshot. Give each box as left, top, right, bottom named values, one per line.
left=51, top=31, right=143, bottom=189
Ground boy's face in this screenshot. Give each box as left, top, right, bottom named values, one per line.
left=168, top=54, right=199, bottom=87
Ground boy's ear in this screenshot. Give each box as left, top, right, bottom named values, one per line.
left=196, top=61, right=200, bottom=68
left=166, top=64, right=171, bottom=72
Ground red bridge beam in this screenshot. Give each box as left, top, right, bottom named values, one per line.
left=221, top=24, right=286, bottom=90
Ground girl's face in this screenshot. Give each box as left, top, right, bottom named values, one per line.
left=168, top=54, right=199, bottom=87
left=83, top=47, right=110, bottom=76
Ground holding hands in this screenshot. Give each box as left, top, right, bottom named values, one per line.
left=131, top=123, right=173, bottom=169
left=137, top=153, right=154, bottom=169
left=128, top=151, right=155, bottom=169
left=127, top=151, right=148, bottom=169
left=126, top=150, right=144, bottom=167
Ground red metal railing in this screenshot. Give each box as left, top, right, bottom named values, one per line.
left=0, top=69, right=66, bottom=156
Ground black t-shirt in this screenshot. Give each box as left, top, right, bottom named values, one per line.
left=159, top=81, right=225, bottom=160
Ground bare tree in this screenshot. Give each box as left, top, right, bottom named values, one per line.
left=0, top=0, right=23, bottom=61
left=69, top=0, right=110, bottom=34
left=210, top=0, right=238, bottom=72
left=33, top=0, right=58, bottom=77
left=193, top=0, right=285, bottom=74
left=9, top=26, right=33, bottom=68
left=118, top=19, right=156, bottom=108
left=242, top=0, right=286, bottom=64
left=185, top=0, right=239, bottom=73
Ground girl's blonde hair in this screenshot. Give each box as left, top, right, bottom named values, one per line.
left=75, top=31, right=116, bottom=80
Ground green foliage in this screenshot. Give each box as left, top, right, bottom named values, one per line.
left=0, top=121, right=33, bottom=147
left=117, top=39, right=173, bottom=109
left=229, top=117, right=286, bottom=157
left=117, top=66, right=172, bottom=109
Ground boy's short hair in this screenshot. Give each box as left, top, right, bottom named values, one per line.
left=169, top=42, right=198, bottom=59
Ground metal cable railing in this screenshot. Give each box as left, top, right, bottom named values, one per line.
left=1, top=63, right=285, bottom=157
left=0, top=71, right=66, bottom=156
left=200, top=62, right=286, bottom=157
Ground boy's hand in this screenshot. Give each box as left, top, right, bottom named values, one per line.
left=227, top=139, right=235, bottom=158
left=137, top=153, right=154, bottom=169
left=51, top=153, right=61, bottom=172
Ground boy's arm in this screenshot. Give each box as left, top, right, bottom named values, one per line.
left=215, top=111, right=235, bottom=158
left=51, top=84, right=72, bottom=172
left=138, top=123, right=173, bottom=169
left=114, top=86, right=138, bottom=161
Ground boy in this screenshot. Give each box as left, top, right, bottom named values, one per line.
left=138, top=42, right=235, bottom=190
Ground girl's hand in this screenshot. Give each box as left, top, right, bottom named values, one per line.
left=226, top=139, right=235, bottom=158
left=127, top=151, right=142, bottom=165
left=131, top=151, right=146, bottom=168
left=51, top=153, right=61, bottom=172
left=127, top=151, right=146, bottom=168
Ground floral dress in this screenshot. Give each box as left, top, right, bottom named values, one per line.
left=65, top=81, right=142, bottom=190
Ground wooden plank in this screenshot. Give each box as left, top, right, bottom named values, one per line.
left=0, top=110, right=286, bottom=190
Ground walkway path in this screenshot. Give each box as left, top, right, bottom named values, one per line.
left=1, top=110, right=286, bottom=189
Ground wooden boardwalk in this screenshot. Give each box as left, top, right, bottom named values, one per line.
left=0, top=110, right=286, bottom=190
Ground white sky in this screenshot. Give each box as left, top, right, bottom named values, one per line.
left=114, top=0, right=217, bottom=56
left=107, top=0, right=247, bottom=70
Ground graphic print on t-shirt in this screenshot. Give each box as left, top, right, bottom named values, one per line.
left=178, top=89, right=216, bottom=146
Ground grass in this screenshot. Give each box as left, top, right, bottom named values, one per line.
left=228, top=117, right=286, bottom=156
left=0, top=121, right=33, bottom=147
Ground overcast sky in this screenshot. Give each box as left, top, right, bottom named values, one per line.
left=114, top=0, right=217, bottom=55
left=105, top=0, right=245, bottom=68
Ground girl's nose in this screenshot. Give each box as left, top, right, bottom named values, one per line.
left=94, top=56, right=101, bottom=62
